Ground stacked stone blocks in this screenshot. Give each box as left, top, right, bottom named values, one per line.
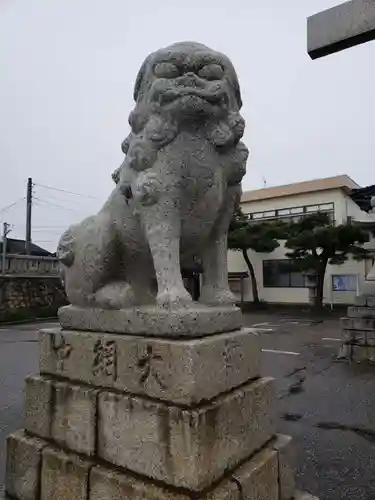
left=4, top=322, right=304, bottom=500
left=340, top=295, right=375, bottom=362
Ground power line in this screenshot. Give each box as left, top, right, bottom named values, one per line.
left=0, top=197, right=26, bottom=214
left=33, top=197, right=86, bottom=214
left=33, top=182, right=98, bottom=200
left=32, top=225, right=68, bottom=229
left=32, top=229, right=64, bottom=233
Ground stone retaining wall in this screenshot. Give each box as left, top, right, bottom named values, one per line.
left=0, top=276, right=67, bottom=322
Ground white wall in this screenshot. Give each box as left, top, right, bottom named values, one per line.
left=228, top=187, right=374, bottom=305
left=241, top=188, right=348, bottom=222
left=228, top=242, right=310, bottom=304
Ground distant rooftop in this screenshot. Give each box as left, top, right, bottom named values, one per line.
left=0, top=238, right=53, bottom=256
left=242, top=175, right=360, bottom=203
left=350, top=185, right=375, bottom=213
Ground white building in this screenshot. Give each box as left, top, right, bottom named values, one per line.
left=228, top=175, right=375, bottom=306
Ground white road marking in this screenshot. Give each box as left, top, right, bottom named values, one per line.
left=254, top=328, right=274, bottom=332
left=252, top=322, right=270, bottom=326
left=261, top=349, right=300, bottom=356
left=322, top=338, right=341, bottom=342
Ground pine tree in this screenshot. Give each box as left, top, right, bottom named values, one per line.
left=228, top=209, right=281, bottom=304
left=285, top=213, right=370, bottom=309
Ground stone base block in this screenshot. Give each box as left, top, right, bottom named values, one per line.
left=51, top=382, right=98, bottom=455
left=24, top=376, right=53, bottom=439
left=98, top=377, right=276, bottom=491
left=338, top=343, right=375, bottom=363
left=5, top=430, right=46, bottom=500
left=360, top=281, right=375, bottom=297
left=272, top=434, right=295, bottom=500
left=347, top=306, right=375, bottom=319
left=4, top=431, right=316, bottom=500
left=90, top=442, right=278, bottom=500
left=341, top=317, right=375, bottom=331
left=354, top=295, right=375, bottom=307
left=24, top=376, right=97, bottom=455
left=338, top=328, right=375, bottom=362
left=58, top=304, right=243, bottom=337
left=342, top=328, right=375, bottom=346
left=294, top=492, right=319, bottom=500
left=232, top=448, right=278, bottom=500
left=40, top=447, right=91, bottom=500
left=40, top=327, right=260, bottom=404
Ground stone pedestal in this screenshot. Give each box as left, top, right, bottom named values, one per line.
left=3, top=306, right=317, bottom=499
left=339, top=294, right=375, bottom=362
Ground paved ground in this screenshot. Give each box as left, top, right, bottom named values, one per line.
left=1, top=313, right=375, bottom=499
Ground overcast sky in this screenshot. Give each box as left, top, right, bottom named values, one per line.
left=0, top=0, right=374, bottom=251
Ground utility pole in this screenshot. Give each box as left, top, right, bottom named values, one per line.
left=25, top=177, right=32, bottom=254
left=2, top=222, right=11, bottom=275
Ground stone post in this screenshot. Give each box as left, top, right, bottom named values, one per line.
left=339, top=197, right=375, bottom=362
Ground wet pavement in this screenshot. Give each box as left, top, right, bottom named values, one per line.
left=245, top=313, right=375, bottom=500
left=1, top=313, right=375, bottom=499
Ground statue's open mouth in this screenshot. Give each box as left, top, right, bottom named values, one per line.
left=160, top=87, right=227, bottom=106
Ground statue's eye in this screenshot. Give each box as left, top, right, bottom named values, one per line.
left=198, top=64, right=224, bottom=80
left=154, top=62, right=180, bottom=78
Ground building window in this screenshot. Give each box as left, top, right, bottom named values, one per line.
left=247, top=202, right=335, bottom=223
left=290, top=207, right=304, bottom=214
left=306, top=205, right=319, bottom=213
left=263, top=260, right=306, bottom=288
left=278, top=208, right=291, bottom=216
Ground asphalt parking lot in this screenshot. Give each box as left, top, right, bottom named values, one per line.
left=1, top=312, right=375, bottom=500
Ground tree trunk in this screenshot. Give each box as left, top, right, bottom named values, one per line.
left=242, top=249, right=260, bottom=304
left=313, top=261, right=328, bottom=310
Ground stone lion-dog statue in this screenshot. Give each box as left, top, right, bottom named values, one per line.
left=57, top=42, right=248, bottom=309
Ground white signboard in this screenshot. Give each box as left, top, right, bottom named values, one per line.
left=332, top=274, right=357, bottom=292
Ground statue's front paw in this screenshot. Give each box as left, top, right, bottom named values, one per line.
left=199, top=287, right=236, bottom=307
left=157, top=287, right=192, bottom=309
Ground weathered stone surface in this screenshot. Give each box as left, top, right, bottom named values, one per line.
left=354, top=295, right=375, bottom=307
left=90, top=466, right=190, bottom=500
left=361, top=280, right=375, bottom=297
left=272, top=434, right=295, bottom=500
left=307, top=0, right=375, bottom=59
left=58, top=305, right=243, bottom=337
left=98, top=377, right=275, bottom=491
left=204, top=482, right=239, bottom=500
left=342, top=328, right=375, bottom=346
left=0, top=486, right=8, bottom=500
left=232, top=448, right=278, bottom=500
left=347, top=306, right=375, bottom=319
left=348, top=345, right=375, bottom=363
left=57, top=42, right=248, bottom=311
left=90, top=444, right=279, bottom=500
left=24, top=376, right=53, bottom=439
left=40, top=447, right=91, bottom=500
left=341, top=317, right=375, bottom=331
left=51, top=381, right=98, bottom=455
left=354, top=295, right=367, bottom=306
left=0, top=274, right=66, bottom=324
left=24, top=376, right=97, bottom=455
left=40, top=327, right=260, bottom=404
left=294, top=492, right=319, bottom=500
left=6, top=430, right=46, bottom=500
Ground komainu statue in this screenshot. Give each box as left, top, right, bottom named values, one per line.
left=57, top=42, right=248, bottom=309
